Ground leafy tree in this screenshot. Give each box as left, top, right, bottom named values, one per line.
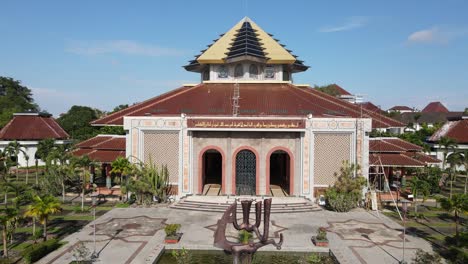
left=0, top=207, right=18, bottom=257
left=447, top=152, right=463, bottom=198
left=412, top=249, right=443, bottom=264
left=99, top=126, right=125, bottom=135
left=459, top=150, right=468, bottom=194
left=314, top=84, right=344, bottom=97
left=110, top=104, right=128, bottom=113
left=24, top=195, right=62, bottom=241
left=325, top=161, right=366, bottom=212
left=409, top=176, right=430, bottom=213
left=46, top=143, right=75, bottom=202
left=35, top=138, right=55, bottom=164
left=72, top=155, right=92, bottom=211
left=439, top=136, right=458, bottom=170
left=57, top=105, right=101, bottom=141
left=0, top=77, right=39, bottom=128
left=440, top=194, right=468, bottom=236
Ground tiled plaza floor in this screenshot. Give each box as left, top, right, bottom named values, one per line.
left=38, top=206, right=433, bottom=264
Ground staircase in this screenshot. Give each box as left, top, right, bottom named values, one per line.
left=170, top=196, right=321, bottom=214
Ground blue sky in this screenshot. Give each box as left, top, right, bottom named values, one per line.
left=1, top=0, right=467, bottom=116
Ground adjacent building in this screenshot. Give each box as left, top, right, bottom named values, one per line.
left=0, top=113, right=70, bottom=167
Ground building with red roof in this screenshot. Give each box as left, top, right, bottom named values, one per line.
left=388, top=105, right=414, bottom=113
left=422, top=101, right=449, bottom=113
left=0, top=113, right=70, bottom=167
left=369, top=137, right=440, bottom=191
left=91, top=17, right=404, bottom=200
left=428, top=116, right=468, bottom=169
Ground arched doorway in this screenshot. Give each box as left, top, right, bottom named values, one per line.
left=235, top=149, right=256, bottom=195
left=201, top=149, right=223, bottom=195
left=268, top=150, right=291, bottom=196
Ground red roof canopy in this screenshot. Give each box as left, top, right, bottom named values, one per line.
left=73, top=135, right=125, bottom=163
left=92, top=83, right=403, bottom=129
left=0, top=113, right=69, bottom=140
left=422, top=102, right=449, bottom=113
left=429, top=119, right=468, bottom=144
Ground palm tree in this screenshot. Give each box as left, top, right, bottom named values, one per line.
left=46, top=144, right=75, bottom=202
left=439, top=137, right=458, bottom=170
left=36, top=138, right=55, bottom=170
left=440, top=194, right=468, bottom=236
left=74, top=156, right=92, bottom=211
left=110, top=157, right=132, bottom=201
left=0, top=208, right=18, bottom=257
left=4, top=140, right=28, bottom=181
left=447, top=152, right=463, bottom=198
left=409, top=176, right=430, bottom=214
left=25, top=153, right=30, bottom=184
left=459, top=150, right=468, bottom=194
left=24, top=195, right=62, bottom=241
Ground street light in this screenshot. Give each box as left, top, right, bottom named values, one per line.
left=90, top=192, right=98, bottom=259
left=400, top=200, right=409, bottom=264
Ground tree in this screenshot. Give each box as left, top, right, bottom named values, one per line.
left=0, top=208, right=18, bottom=257
left=57, top=105, right=101, bottom=141
left=447, top=152, right=463, bottom=198
left=36, top=138, right=55, bottom=164
left=440, top=194, right=468, bottom=236
left=46, top=143, right=75, bottom=202
left=73, top=155, right=92, bottom=211
left=0, top=77, right=39, bottom=128
left=324, top=161, right=366, bottom=212
left=110, top=157, right=132, bottom=200
left=459, top=150, right=468, bottom=194
left=314, top=84, right=343, bottom=97
left=24, top=195, right=62, bottom=241
left=409, top=176, right=430, bottom=214
left=4, top=140, right=28, bottom=180
left=439, top=136, right=458, bottom=170
left=412, top=249, right=443, bottom=264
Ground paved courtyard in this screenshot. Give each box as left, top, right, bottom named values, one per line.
left=39, top=206, right=433, bottom=264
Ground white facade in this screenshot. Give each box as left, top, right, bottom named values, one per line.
left=0, top=140, right=71, bottom=167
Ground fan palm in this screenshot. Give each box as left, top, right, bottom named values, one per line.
left=439, top=137, right=458, bottom=170
left=409, top=176, right=430, bottom=214
left=24, top=195, right=62, bottom=241
left=4, top=140, right=28, bottom=181
left=0, top=208, right=18, bottom=257
left=440, top=194, right=468, bottom=236
left=447, top=152, right=463, bottom=198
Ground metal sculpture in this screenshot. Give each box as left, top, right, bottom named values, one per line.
left=214, top=198, right=283, bottom=264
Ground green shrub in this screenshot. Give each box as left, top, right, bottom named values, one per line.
left=164, top=224, right=181, bottom=237
left=445, top=246, right=468, bottom=264
left=324, top=161, right=366, bottom=212
left=412, top=249, right=442, bottom=264
left=171, top=247, right=191, bottom=264
left=316, top=227, right=327, bottom=241
left=22, top=239, right=61, bottom=264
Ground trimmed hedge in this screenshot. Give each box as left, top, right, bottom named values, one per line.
left=22, top=239, right=61, bottom=264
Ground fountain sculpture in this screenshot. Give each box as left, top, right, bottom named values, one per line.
left=214, top=198, right=283, bottom=264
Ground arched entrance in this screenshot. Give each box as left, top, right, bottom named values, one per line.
left=201, top=149, right=223, bottom=195
left=235, top=149, right=256, bottom=195
left=267, top=149, right=292, bottom=196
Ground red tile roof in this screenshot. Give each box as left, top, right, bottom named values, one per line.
left=0, top=113, right=69, bottom=140
left=331, top=84, right=352, bottom=96
left=369, top=138, right=440, bottom=166
left=370, top=153, right=425, bottom=167
left=73, top=135, right=125, bottom=163
left=422, top=102, right=449, bottom=113
left=91, top=83, right=404, bottom=129
left=360, top=102, right=383, bottom=113
left=429, top=119, right=468, bottom=144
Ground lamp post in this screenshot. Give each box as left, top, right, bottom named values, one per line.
left=90, top=192, right=98, bottom=259
left=401, top=200, right=409, bottom=264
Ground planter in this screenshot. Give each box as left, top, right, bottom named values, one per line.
left=165, top=233, right=182, bottom=244
left=312, top=236, right=329, bottom=247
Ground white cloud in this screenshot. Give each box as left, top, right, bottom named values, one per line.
left=319, top=16, right=368, bottom=33
left=66, top=40, right=186, bottom=57
left=407, top=26, right=468, bottom=44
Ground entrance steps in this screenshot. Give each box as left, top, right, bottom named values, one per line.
left=170, top=196, right=321, bottom=214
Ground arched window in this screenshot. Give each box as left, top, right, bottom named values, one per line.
left=234, top=64, right=244, bottom=78
left=249, top=64, right=258, bottom=79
